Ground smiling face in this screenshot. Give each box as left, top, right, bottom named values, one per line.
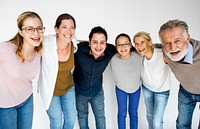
left=160, top=27, right=190, bottom=61
left=19, top=17, right=44, bottom=48
left=55, top=19, right=75, bottom=43
left=116, top=36, right=132, bottom=59
left=89, top=33, right=107, bottom=59
left=134, top=35, right=152, bottom=57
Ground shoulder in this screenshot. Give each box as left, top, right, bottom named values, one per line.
left=76, top=41, right=90, bottom=53
left=0, top=42, right=15, bottom=61
left=153, top=48, right=166, bottom=63
left=131, top=51, right=144, bottom=61
left=131, top=51, right=141, bottom=57
left=0, top=42, right=15, bottom=51
left=106, top=43, right=117, bottom=53
left=154, top=48, right=163, bottom=54
left=190, top=38, right=200, bottom=49
left=111, top=54, right=119, bottom=60
left=72, top=37, right=79, bottom=53
left=153, top=48, right=164, bottom=59
left=77, top=41, right=89, bottom=49
left=106, top=43, right=115, bottom=48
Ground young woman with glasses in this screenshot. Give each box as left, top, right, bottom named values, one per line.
left=0, top=11, right=44, bottom=129
left=109, top=33, right=143, bottom=129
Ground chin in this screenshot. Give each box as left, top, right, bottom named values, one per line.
left=168, top=55, right=183, bottom=61
left=166, top=52, right=185, bottom=62
left=165, top=45, right=189, bottom=62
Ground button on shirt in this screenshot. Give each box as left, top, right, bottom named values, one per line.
left=73, top=42, right=116, bottom=97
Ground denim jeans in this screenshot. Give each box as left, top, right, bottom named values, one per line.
left=142, top=85, right=169, bottom=129
left=0, top=94, right=33, bottom=129
left=76, top=89, right=106, bottom=129
left=116, top=86, right=141, bottom=129
left=176, top=85, right=200, bottom=129
left=47, top=86, right=76, bottom=129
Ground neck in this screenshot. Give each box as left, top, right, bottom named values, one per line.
left=22, top=43, right=36, bottom=61
left=22, top=43, right=35, bottom=55
left=57, top=38, right=71, bottom=50
left=145, top=47, right=154, bottom=60
left=118, top=53, right=131, bottom=59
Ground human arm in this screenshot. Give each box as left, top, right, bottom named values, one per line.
left=106, top=43, right=117, bottom=55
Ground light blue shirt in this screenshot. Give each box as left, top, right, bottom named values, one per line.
left=183, top=43, right=193, bottom=64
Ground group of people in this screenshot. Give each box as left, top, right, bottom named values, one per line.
left=0, top=11, right=199, bottom=129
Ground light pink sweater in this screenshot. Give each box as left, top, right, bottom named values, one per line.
left=0, top=42, right=41, bottom=108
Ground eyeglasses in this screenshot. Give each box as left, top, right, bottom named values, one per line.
left=21, top=26, right=45, bottom=34
left=117, top=43, right=131, bottom=48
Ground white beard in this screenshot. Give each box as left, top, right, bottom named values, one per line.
left=164, top=45, right=189, bottom=62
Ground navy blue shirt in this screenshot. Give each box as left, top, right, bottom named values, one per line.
left=73, top=42, right=116, bottom=97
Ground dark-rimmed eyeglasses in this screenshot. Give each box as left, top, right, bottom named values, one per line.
left=117, top=43, right=131, bottom=48
left=21, top=26, right=45, bottom=34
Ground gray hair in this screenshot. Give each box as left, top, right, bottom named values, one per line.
left=159, top=19, right=189, bottom=41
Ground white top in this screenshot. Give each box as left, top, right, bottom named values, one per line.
left=0, top=42, right=41, bottom=108
left=142, top=48, right=171, bottom=92
left=38, top=35, right=77, bottom=110
left=109, top=52, right=143, bottom=93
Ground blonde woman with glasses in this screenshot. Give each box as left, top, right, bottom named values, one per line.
left=0, top=11, right=44, bottom=129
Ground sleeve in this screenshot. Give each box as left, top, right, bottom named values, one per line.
left=107, top=43, right=117, bottom=55
left=72, top=35, right=79, bottom=53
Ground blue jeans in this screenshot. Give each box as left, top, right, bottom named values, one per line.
left=76, top=89, right=106, bottom=129
left=176, top=85, right=200, bottom=129
left=47, top=86, right=76, bottom=129
left=0, top=94, right=33, bottom=129
left=116, top=86, right=141, bottom=129
left=142, top=85, right=169, bottom=129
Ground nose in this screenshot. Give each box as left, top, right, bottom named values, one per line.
left=121, top=44, right=126, bottom=48
left=66, top=28, right=71, bottom=32
left=170, top=42, right=177, bottom=51
left=136, top=43, right=142, bottom=50
left=97, top=43, right=101, bottom=48
left=65, top=28, right=74, bottom=34
left=33, top=28, right=39, bottom=35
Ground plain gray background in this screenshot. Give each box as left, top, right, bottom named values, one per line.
left=0, top=0, right=199, bottom=128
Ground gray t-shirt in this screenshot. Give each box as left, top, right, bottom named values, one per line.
left=109, top=51, right=143, bottom=93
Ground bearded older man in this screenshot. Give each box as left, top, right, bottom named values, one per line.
left=159, top=19, right=200, bottom=129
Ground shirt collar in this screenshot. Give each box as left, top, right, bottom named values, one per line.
left=183, top=43, right=193, bottom=64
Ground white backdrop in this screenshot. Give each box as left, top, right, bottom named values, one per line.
left=1, top=0, right=200, bottom=129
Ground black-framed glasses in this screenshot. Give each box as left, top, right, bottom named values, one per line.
left=21, top=26, right=45, bottom=34
left=117, top=43, right=131, bottom=48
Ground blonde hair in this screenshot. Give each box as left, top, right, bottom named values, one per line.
left=9, top=11, right=43, bottom=62
left=133, top=31, right=152, bottom=43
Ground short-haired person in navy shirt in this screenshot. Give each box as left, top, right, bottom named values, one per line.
left=73, top=26, right=116, bottom=129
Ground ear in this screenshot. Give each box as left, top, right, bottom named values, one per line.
left=187, top=34, right=190, bottom=42
left=149, top=40, right=153, bottom=46
left=55, top=27, right=58, bottom=34
left=18, top=29, right=23, bottom=37
left=88, top=41, right=91, bottom=47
